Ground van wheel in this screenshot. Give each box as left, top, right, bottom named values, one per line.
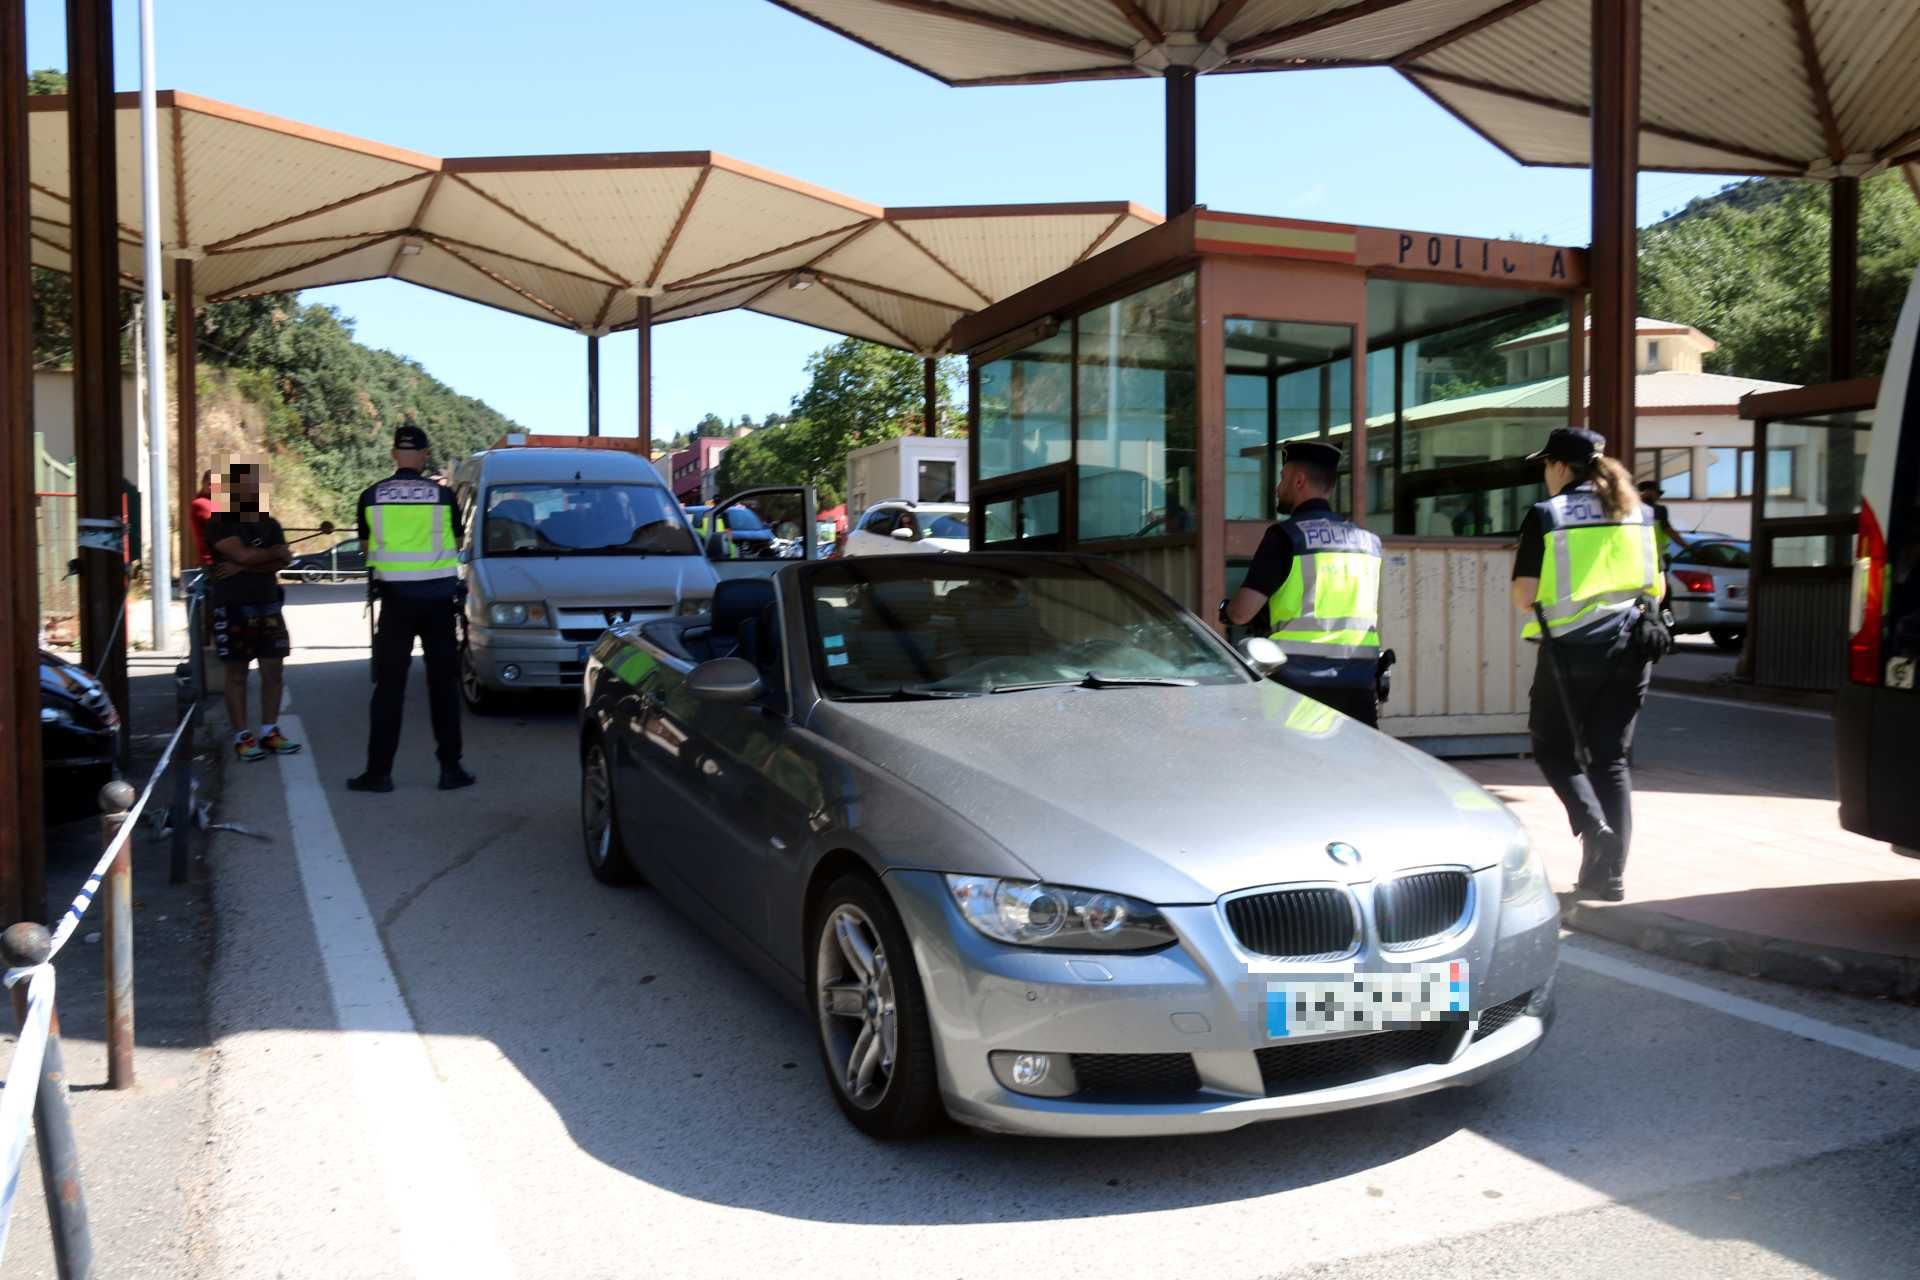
left=460, top=640, right=497, bottom=714
left=1709, top=626, right=1744, bottom=653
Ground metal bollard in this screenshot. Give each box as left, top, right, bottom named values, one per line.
left=98, top=781, right=137, bottom=1091
left=3, top=923, right=94, bottom=1280
left=170, top=663, right=197, bottom=885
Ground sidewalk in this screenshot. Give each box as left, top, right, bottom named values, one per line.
left=1459, top=716, right=1920, bottom=1002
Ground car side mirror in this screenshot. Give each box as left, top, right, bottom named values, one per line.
left=687, top=657, right=763, bottom=705
left=889, top=526, right=915, bottom=541
left=1238, top=636, right=1287, bottom=677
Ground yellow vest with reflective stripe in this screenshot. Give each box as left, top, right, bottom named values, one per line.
left=366, top=476, right=458, bottom=582
left=1267, top=516, right=1383, bottom=661
left=1522, top=487, right=1662, bottom=642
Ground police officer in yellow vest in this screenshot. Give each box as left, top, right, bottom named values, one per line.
left=347, top=425, right=474, bottom=794
left=1511, top=427, right=1664, bottom=901
left=1223, top=440, right=1384, bottom=726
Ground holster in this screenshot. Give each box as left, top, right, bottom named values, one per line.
left=1375, top=649, right=1397, bottom=704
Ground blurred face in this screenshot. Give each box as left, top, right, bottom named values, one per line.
left=1275, top=462, right=1313, bottom=516
left=1545, top=460, right=1575, bottom=494
left=228, top=466, right=264, bottom=511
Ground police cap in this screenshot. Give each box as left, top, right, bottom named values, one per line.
left=1280, top=440, right=1343, bottom=472
left=393, top=424, right=431, bottom=451
left=1525, top=426, right=1605, bottom=466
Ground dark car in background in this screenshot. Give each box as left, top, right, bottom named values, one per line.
left=41, top=649, right=118, bottom=821
left=287, top=536, right=367, bottom=581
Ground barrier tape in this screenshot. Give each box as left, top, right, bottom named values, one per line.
left=0, top=704, right=194, bottom=1263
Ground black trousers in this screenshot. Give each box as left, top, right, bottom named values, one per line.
left=366, top=591, right=462, bottom=777
left=1528, top=640, right=1652, bottom=860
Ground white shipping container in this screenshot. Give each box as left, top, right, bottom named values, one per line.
left=845, top=437, right=970, bottom=520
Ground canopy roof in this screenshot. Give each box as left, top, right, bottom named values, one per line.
left=769, top=0, right=1920, bottom=181
left=25, top=91, right=1160, bottom=354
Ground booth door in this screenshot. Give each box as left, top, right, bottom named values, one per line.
left=1750, top=413, right=1870, bottom=690
left=974, top=471, right=1069, bottom=551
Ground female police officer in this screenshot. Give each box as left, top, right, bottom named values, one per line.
left=1510, top=427, right=1665, bottom=902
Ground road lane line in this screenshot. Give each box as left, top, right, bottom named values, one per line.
left=1561, top=943, right=1920, bottom=1073
left=276, top=712, right=515, bottom=1280
left=1647, top=689, right=1831, bottom=720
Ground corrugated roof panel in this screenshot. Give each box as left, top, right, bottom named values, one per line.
left=177, top=108, right=428, bottom=248
left=896, top=210, right=1128, bottom=300
left=460, top=165, right=705, bottom=287
left=775, top=0, right=1131, bottom=81
left=812, top=277, right=970, bottom=352
left=1640, top=0, right=1822, bottom=165
left=198, top=236, right=388, bottom=298
left=667, top=222, right=874, bottom=293
left=1813, top=0, right=1920, bottom=154
left=214, top=237, right=401, bottom=300
left=418, top=175, right=612, bottom=280
left=423, top=240, right=617, bottom=330
left=757, top=276, right=922, bottom=349
left=1414, top=0, right=1588, bottom=105
left=811, top=222, right=983, bottom=309
left=396, top=242, right=571, bottom=326
left=653, top=274, right=789, bottom=327
left=660, top=166, right=877, bottom=285
left=218, top=176, right=429, bottom=250
left=1246, top=0, right=1509, bottom=63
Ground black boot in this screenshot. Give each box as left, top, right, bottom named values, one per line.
left=438, top=763, right=476, bottom=791
left=346, top=772, right=394, bottom=794
left=1572, top=826, right=1625, bottom=901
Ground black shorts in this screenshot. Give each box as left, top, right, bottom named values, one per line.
left=210, top=601, right=291, bottom=663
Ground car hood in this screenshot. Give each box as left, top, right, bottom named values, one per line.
left=813, top=681, right=1524, bottom=904
left=471, top=555, right=715, bottom=609
left=40, top=650, right=118, bottom=727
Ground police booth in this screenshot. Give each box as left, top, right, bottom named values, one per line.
left=953, top=208, right=1589, bottom=753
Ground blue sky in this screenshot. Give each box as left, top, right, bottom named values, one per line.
left=27, top=0, right=1738, bottom=437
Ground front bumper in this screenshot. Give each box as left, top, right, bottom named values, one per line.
left=886, top=867, right=1559, bottom=1138
left=467, top=627, right=594, bottom=690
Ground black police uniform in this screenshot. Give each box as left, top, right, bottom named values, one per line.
left=353, top=431, right=468, bottom=789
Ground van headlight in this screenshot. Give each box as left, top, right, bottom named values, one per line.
left=487, top=601, right=549, bottom=627
left=945, top=876, right=1175, bottom=951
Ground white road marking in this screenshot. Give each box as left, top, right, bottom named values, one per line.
left=1647, top=689, right=1832, bottom=720
left=1562, top=942, right=1920, bottom=1073
left=276, top=713, right=515, bottom=1280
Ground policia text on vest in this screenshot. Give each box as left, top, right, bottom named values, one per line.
left=346, top=425, right=476, bottom=794
left=1223, top=441, right=1387, bottom=728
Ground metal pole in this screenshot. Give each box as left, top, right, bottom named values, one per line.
left=0, top=0, right=43, bottom=927
left=923, top=356, right=938, bottom=436
left=586, top=334, right=600, bottom=437
left=1165, top=68, right=1197, bottom=215
left=636, top=296, right=653, bottom=455
left=175, top=259, right=198, bottom=575
left=170, top=656, right=194, bottom=884
left=1589, top=0, right=1641, bottom=464
left=98, top=780, right=136, bottom=1089
left=68, top=0, right=129, bottom=726
left=139, top=0, right=172, bottom=654
left=3, top=922, right=94, bottom=1278
left=1829, top=175, right=1859, bottom=381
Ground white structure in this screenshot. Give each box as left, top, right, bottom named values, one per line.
left=1478, top=317, right=1798, bottom=541
left=845, top=436, right=969, bottom=521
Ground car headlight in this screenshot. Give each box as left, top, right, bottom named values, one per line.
left=1501, top=837, right=1550, bottom=905
left=486, top=601, right=548, bottom=627
left=41, top=705, right=74, bottom=726
left=945, top=875, right=1176, bottom=951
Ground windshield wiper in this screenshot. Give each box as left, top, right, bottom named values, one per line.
left=835, top=684, right=979, bottom=702
left=991, top=672, right=1199, bottom=694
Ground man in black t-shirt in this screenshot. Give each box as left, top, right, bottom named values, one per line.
left=1637, top=481, right=1691, bottom=565
left=205, top=461, right=299, bottom=763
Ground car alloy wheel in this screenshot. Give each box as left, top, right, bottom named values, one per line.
left=580, top=742, right=640, bottom=885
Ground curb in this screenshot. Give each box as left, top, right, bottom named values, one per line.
left=1649, top=674, right=1833, bottom=713
left=1560, top=898, right=1920, bottom=1003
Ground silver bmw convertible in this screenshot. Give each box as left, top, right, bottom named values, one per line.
left=579, top=553, right=1559, bottom=1139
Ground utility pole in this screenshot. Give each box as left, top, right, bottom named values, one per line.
left=139, top=0, right=173, bottom=651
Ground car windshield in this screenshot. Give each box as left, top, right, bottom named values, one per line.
left=484, top=483, right=698, bottom=556
left=804, top=558, right=1247, bottom=699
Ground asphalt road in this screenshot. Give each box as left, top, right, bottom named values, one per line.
left=192, top=584, right=1920, bottom=1280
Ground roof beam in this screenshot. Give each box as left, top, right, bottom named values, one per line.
left=1405, top=67, right=1806, bottom=172
left=207, top=232, right=401, bottom=300
left=646, top=165, right=711, bottom=288
left=815, top=275, right=919, bottom=350
left=1391, top=0, right=1549, bottom=66
left=387, top=172, right=444, bottom=276
left=1877, top=126, right=1920, bottom=166
left=666, top=217, right=874, bottom=290
left=1199, top=0, right=1253, bottom=44
left=1106, top=0, right=1163, bottom=45
left=862, top=0, right=1133, bottom=60
left=425, top=234, right=579, bottom=327
left=169, top=105, right=189, bottom=247
left=761, top=1, right=958, bottom=86
left=203, top=171, right=429, bottom=251
left=1785, top=0, right=1845, bottom=164
left=889, top=221, right=994, bottom=307
left=444, top=173, right=628, bottom=284
left=1229, top=0, right=1421, bottom=59
left=816, top=269, right=969, bottom=314
left=1074, top=210, right=1130, bottom=264
left=652, top=271, right=788, bottom=323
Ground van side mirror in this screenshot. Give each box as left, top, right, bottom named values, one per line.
left=1238, top=636, right=1287, bottom=677
left=687, top=657, right=763, bottom=704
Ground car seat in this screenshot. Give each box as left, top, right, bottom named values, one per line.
left=683, top=578, right=775, bottom=663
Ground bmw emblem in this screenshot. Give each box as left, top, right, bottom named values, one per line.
left=1326, top=842, right=1362, bottom=867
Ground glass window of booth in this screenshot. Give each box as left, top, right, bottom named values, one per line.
left=1221, top=318, right=1355, bottom=519
left=1077, top=274, right=1198, bottom=541
left=977, top=328, right=1073, bottom=481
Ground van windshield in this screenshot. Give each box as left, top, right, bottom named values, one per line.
left=482, top=483, right=699, bottom=557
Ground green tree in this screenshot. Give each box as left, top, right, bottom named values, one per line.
left=694, top=413, right=730, bottom=438
left=28, top=67, right=66, bottom=95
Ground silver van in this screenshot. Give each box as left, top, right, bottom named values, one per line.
left=452, top=446, right=716, bottom=710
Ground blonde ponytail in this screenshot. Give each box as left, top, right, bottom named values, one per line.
left=1588, top=455, right=1641, bottom=521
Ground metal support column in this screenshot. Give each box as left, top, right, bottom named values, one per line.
left=586, top=334, right=600, bottom=437
left=1566, top=291, right=1586, bottom=427
left=1830, top=175, right=1859, bottom=381
left=175, top=259, right=197, bottom=571
left=923, top=356, right=938, bottom=436
left=636, top=296, right=652, bottom=455
left=1589, top=0, right=1641, bottom=464
left=1165, top=68, right=1197, bottom=216
left=2, top=0, right=45, bottom=925
left=138, top=0, right=171, bottom=652
left=69, top=0, right=129, bottom=723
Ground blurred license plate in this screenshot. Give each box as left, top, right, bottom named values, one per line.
left=1266, top=961, right=1468, bottom=1039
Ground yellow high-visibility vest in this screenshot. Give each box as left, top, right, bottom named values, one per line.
left=366, top=476, right=457, bottom=583
left=1267, top=517, right=1383, bottom=662
left=1522, top=487, right=1662, bottom=642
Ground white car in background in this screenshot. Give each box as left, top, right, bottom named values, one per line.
left=841, top=500, right=970, bottom=557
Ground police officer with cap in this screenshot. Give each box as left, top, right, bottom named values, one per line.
left=347, top=425, right=475, bottom=793
left=1222, top=440, right=1385, bottom=726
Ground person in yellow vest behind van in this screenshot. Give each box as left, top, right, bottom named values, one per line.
left=1222, top=440, right=1384, bottom=727
left=1511, top=427, right=1667, bottom=903
left=347, top=424, right=474, bottom=795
